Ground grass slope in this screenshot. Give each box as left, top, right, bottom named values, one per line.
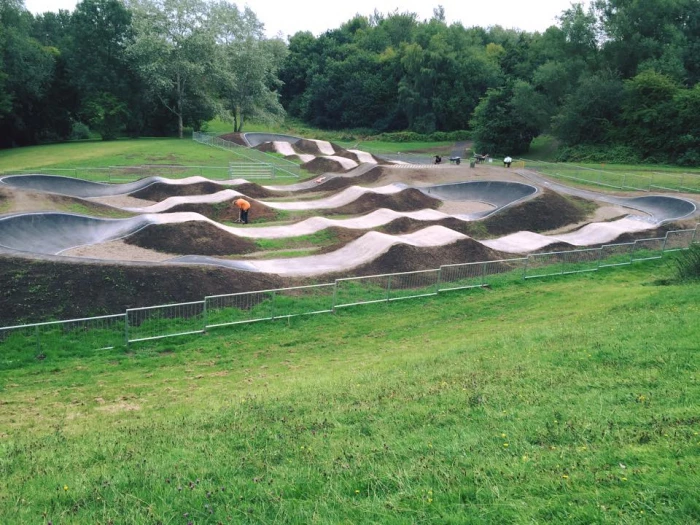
left=0, top=261, right=698, bottom=523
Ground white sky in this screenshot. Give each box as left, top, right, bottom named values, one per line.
left=24, top=0, right=587, bottom=39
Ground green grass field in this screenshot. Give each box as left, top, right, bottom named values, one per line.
left=1, top=260, right=698, bottom=523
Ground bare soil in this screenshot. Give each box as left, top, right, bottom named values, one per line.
left=124, top=221, right=257, bottom=256
left=165, top=198, right=280, bottom=223
left=326, top=189, right=442, bottom=215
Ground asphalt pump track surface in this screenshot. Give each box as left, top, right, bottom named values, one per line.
left=0, top=167, right=697, bottom=276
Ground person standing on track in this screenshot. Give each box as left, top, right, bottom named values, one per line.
left=234, top=198, right=251, bottom=224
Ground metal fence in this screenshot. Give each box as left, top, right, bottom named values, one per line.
left=193, top=132, right=302, bottom=178
left=2, top=224, right=698, bottom=354
left=523, top=159, right=700, bottom=193
left=1, top=165, right=233, bottom=183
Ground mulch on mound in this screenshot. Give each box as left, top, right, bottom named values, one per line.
left=346, top=238, right=508, bottom=277
left=124, top=221, right=257, bottom=256
left=379, top=216, right=472, bottom=236
left=296, top=167, right=384, bottom=194
left=232, top=183, right=280, bottom=199
left=0, top=255, right=283, bottom=325
left=482, top=190, right=593, bottom=236
left=302, top=156, right=353, bottom=174
left=327, top=189, right=441, bottom=215
left=129, top=181, right=225, bottom=201
left=166, top=198, right=279, bottom=223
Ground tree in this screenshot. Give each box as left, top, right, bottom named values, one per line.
left=127, top=0, right=218, bottom=138
left=213, top=2, right=286, bottom=132
left=69, top=0, right=136, bottom=139
left=471, top=82, right=542, bottom=155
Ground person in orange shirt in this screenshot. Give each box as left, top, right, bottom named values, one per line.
left=234, top=198, right=251, bottom=224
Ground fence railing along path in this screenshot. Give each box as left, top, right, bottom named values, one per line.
left=1, top=225, right=697, bottom=354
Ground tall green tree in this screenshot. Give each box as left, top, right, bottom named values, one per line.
left=212, top=2, right=286, bottom=133
left=127, top=0, right=218, bottom=138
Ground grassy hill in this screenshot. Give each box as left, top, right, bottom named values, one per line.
left=1, top=260, right=698, bottom=523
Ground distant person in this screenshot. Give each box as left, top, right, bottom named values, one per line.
left=504, top=156, right=512, bottom=168
left=434, top=155, right=442, bottom=164
left=475, top=153, right=488, bottom=163
left=234, top=198, right=251, bottom=224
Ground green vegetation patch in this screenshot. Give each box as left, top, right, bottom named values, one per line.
left=1, top=262, right=698, bottom=523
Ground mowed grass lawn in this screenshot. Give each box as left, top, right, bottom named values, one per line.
left=0, top=260, right=698, bottom=523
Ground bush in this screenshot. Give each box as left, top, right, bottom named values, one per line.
left=70, top=122, right=92, bottom=140
left=674, top=244, right=700, bottom=281
left=555, top=144, right=642, bottom=164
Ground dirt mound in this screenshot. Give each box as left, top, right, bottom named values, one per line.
left=328, top=189, right=441, bottom=215
left=233, top=183, right=279, bottom=199
left=166, top=198, right=279, bottom=223
left=0, top=186, right=132, bottom=218
left=253, top=142, right=277, bottom=153
left=348, top=238, right=508, bottom=277
left=218, top=132, right=248, bottom=146
left=483, top=190, right=593, bottom=236
left=129, top=181, right=225, bottom=201
left=124, top=221, right=256, bottom=256
left=296, top=167, right=384, bottom=194
left=302, top=156, right=352, bottom=174
left=0, top=255, right=283, bottom=325
left=378, top=216, right=472, bottom=236
left=292, top=138, right=339, bottom=155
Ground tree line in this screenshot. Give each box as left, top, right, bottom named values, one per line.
left=280, top=1, right=700, bottom=164
left=0, top=0, right=286, bottom=147
left=2, top=0, right=699, bottom=165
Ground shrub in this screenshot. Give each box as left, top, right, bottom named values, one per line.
left=674, top=244, right=700, bottom=281
left=70, top=122, right=92, bottom=140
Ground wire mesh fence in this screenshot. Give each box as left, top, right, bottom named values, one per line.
left=126, top=301, right=205, bottom=343
left=193, top=132, right=302, bottom=178
left=662, top=229, right=695, bottom=251
left=632, top=238, right=666, bottom=262
left=388, top=270, right=440, bottom=301
left=599, top=243, right=635, bottom=267
left=271, top=284, right=337, bottom=318
left=335, top=275, right=393, bottom=308
left=205, top=290, right=276, bottom=328
left=439, top=262, right=487, bottom=291
left=0, top=314, right=126, bottom=360
left=2, top=165, right=232, bottom=183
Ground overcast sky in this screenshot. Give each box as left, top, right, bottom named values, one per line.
left=24, top=0, right=587, bottom=39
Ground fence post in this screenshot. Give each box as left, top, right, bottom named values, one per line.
left=332, top=281, right=338, bottom=313
left=124, top=311, right=130, bottom=347
left=596, top=247, right=603, bottom=270
left=522, top=257, right=529, bottom=280
left=481, top=261, right=487, bottom=286
left=386, top=275, right=392, bottom=303
left=661, top=233, right=669, bottom=255
left=630, top=241, right=637, bottom=264
left=203, top=299, right=208, bottom=331
left=271, top=290, right=277, bottom=321
left=436, top=267, right=442, bottom=293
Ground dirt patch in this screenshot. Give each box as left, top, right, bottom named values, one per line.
left=124, top=221, right=257, bottom=256
left=327, top=189, right=442, bottom=215
left=378, top=216, right=473, bottom=236
left=0, top=255, right=283, bottom=325
left=233, top=183, right=280, bottom=199
left=482, top=190, right=593, bottom=236
left=166, top=198, right=280, bottom=223
left=129, top=181, right=226, bottom=201
left=346, top=238, right=509, bottom=277
left=315, top=227, right=369, bottom=254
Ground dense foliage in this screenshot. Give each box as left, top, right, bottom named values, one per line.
left=2, top=0, right=700, bottom=165
left=0, top=0, right=286, bottom=145
left=280, top=1, right=700, bottom=163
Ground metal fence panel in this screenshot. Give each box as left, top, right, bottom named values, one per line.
left=335, top=275, right=391, bottom=308
left=388, top=270, right=440, bottom=301
left=205, top=290, right=275, bottom=328
left=560, top=248, right=602, bottom=274
left=632, top=237, right=665, bottom=262
left=438, top=262, right=485, bottom=291
left=482, top=259, right=529, bottom=286
left=126, top=302, right=205, bottom=343
left=229, top=163, right=275, bottom=179
left=663, top=229, right=696, bottom=252
left=524, top=252, right=567, bottom=279
left=0, top=314, right=126, bottom=359
left=600, top=243, right=635, bottom=267
left=272, top=284, right=336, bottom=318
